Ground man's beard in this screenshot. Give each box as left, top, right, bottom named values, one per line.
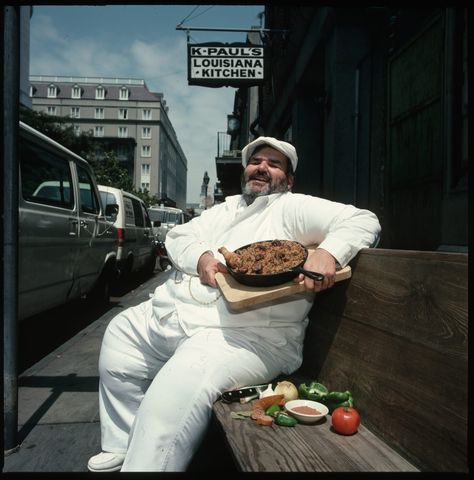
left=241, top=173, right=290, bottom=205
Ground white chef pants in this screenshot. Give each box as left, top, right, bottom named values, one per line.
left=97, top=298, right=298, bottom=471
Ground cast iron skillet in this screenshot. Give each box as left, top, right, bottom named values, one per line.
left=225, top=240, right=325, bottom=287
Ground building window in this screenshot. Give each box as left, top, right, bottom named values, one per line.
left=29, top=86, right=36, bottom=97
left=94, top=126, right=104, bottom=137
left=47, top=106, right=57, bottom=116
left=119, top=87, right=129, bottom=100
left=73, top=125, right=81, bottom=136
left=141, top=127, right=151, bottom=139
left=142, top=109, right=152, bottom=120
left=72, top=85, right=81, bottom=99
left=141, top=182, right=150, bottom=192
left=141, top=145, right=151, bottom=157
left=141, top=164, right=150, bottom=175
left=118, top=127, right=128, bottom=138
left=118, top=108, right=128, bottom=120
left=95, top=107, right=104, bottom=119
left=70, top=107, right=80, bottom=118
left=47, top=85, right=57, bottom=98
left=96, top=86, right=105, bottom=100
left=117, top=144, right=128, bottom=159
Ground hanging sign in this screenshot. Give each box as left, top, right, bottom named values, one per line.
left=188, top=42, right=264, bottom=88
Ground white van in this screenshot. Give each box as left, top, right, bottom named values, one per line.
left=18, top=122, right=118, bottom=320
left=148, top=205, right=186, bottom=242
left=98, top=185, right=156, bottom=280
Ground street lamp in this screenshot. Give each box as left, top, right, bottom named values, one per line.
left=203, top=171, right=210, bottom=209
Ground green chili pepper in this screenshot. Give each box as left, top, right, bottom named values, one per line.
left=298, top=381, right=329, bottom=402
left=265, top=404, right=281, bottom=417
left=324, top=390, right=351, bottom=403
left=322, top=391, right=354, bottom=413
left=274, top=412, right=298, bottom=427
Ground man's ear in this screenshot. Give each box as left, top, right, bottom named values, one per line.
left=287, top=175, right=294, bottom=190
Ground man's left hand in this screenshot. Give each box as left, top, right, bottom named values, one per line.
left=294, top=248, right=337, bottom=293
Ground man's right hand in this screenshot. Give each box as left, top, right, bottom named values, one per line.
left=197, top=251, right=228, bottom=288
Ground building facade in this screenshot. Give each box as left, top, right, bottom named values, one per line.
left=222, top=7, right=468, bottom=252
left=29, top=75, right=187, bottom=209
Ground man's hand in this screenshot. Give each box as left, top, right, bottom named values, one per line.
left=197, top=251, right=228, bottom=288
left=293, top=248, right=337, bottom=293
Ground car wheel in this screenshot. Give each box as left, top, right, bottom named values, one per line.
left=89, top=264, right=113, bottom=307
left=145, top=255, right=157, bottom=276
left=122, top=256, right=133, bottom=279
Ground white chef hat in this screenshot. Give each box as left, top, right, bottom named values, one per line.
left=241, top=136, right=298, bottom=172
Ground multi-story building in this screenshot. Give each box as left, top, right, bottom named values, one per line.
left=28, top=75, right=187, bottom=209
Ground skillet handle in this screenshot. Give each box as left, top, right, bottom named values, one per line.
left=292, top=267, right=324, bottom=282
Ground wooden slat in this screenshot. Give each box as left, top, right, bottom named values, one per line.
left=213, top=400, right=418, bottom=472
left=328, top=248, right=468, bottom=355
left=302, top=248, right=468, bottom=472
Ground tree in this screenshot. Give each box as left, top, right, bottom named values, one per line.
left=134, top=189, right=156, bottom=207
left=88, top=152, right=133, bottom=192
left=20, top=107, right=98, bottom=159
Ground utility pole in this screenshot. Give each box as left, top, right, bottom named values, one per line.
left=3, top=4, right=21, bottom=458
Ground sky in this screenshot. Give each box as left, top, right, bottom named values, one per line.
left=29, top=4, right=264, bottom=205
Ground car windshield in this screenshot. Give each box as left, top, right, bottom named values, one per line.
left=168, top=213, right=182, bottom=224
left=149, top=210, right=167, bottom=223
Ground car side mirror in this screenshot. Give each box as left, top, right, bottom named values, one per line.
left=153, top=220, right=161, bottom=227
left=105, top=203, right=119, bottom=219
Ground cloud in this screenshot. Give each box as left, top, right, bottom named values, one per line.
left=30, top=13, right=235, bottom=204
left=31, top=15, right=127, bottom=78
left=30, top=13, right=68, bottom=46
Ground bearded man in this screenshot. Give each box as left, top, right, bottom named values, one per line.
left=88, top=137, right=381, bottom=472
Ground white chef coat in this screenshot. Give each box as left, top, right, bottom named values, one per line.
left=157, top=192, right=381, bottom=337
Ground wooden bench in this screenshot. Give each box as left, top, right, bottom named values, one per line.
left=211, top=248, right=468, bottom=472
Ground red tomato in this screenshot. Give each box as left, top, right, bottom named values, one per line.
left=331, top=406, right=361, bottom=435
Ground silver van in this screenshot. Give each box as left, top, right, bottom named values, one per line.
left=98, top=185, right=156, bottom=280
left=148, top=205, right=186, bottom=242
left=18, top=121, right=118, bottom=320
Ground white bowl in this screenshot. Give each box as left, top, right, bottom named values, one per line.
left=285, top=399, right=329, bottom=424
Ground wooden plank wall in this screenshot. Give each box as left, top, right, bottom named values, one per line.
left=301, top=248, right=468, bottom=472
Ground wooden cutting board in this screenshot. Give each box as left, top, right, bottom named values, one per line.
left=216, top=245, right=351, bottom=312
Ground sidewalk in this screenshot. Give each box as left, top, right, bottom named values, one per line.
left=3, top=273, right=159, bottom=472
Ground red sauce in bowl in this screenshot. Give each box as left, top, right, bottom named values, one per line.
left=291, top=405, right=321, bottom=415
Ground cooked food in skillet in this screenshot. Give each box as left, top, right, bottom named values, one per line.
left=218, top=240, right=306, bottom=275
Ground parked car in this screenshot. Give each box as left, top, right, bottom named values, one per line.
left=18, top=121, right=118, bottom=320
left=148, top=205, right=186, bottom=242
left=98, top=185, right=156, bottom=280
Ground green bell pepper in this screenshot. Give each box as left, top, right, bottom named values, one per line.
left=298, top=381, right=329, bottom=402
left=265, top=404, right=281, bottom=417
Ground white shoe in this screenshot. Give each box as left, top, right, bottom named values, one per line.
left=88, top=452, right=126, bottom=472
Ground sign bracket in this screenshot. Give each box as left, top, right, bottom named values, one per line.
left=176, top=25, right=288, bottom=44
